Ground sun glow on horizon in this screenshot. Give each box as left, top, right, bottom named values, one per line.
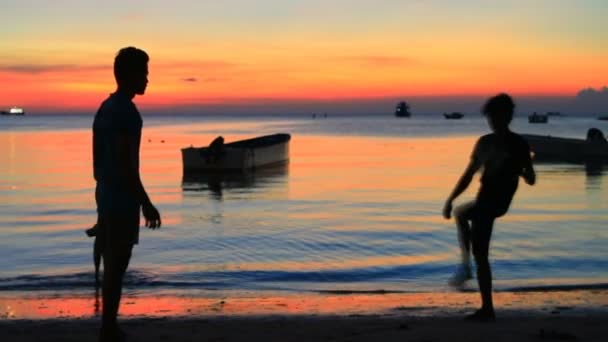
left=0, top=1, right=606, bottom=112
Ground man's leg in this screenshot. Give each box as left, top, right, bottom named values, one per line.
left=100, top=217, right=133, bottom=340
left=469, top=216, right=495, bottom=320
left=94, top=235, right=103, bottom=287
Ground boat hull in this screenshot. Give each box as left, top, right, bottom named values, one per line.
left=528, top=115, right=548, bottom=123
left=181, top=133, right=291, bottom=173
left=522, top=134, right=608, bottom=163
left=444, top=112, right=464, bottom=119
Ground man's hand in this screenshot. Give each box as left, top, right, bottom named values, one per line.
left=142, top=202, right=161, bottom=229
left=442, top=200, right=453, bottom=220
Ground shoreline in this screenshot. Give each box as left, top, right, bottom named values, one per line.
left=1, top=285, right=607, bottom=341
left=2, top=289, right=606, bottom=320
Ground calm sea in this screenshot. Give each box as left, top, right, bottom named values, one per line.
left=1, top=114, right=607, bottom=296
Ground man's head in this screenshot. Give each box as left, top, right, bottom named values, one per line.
left=114, top=47, right=149, bottom=95
left=482, top=93, right=514, bottom=133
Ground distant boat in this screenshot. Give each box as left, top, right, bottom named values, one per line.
left=546, top=111, right=563, bottom=117
left=181, top=133, right=291, bottom=173
left=0, top=106, right=25, bottom=115
left=522, top=128, right=608, bottom=164
left=394, top=101, right=411, bottom=118
left=443, top=112, right=464, bottom=119
left=597, top=116, right=608, bottom=121
left=528, top=112, right=548, bottom=124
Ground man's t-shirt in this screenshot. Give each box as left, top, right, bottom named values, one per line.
left=93, top=92, right=143, bottom=222
left=471, top=131, right=531, bottom=217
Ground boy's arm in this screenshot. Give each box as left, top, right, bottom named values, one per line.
left=442, top=159, right=481, bottom=219
left=442, top=138, right=483, bottom=219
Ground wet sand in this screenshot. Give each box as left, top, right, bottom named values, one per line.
left=1, top=290, right=607, bottom=341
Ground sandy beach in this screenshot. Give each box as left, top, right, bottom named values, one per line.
left=2, top=290, right=607, bottom=341
left=1, top=313, right=607, bottom=341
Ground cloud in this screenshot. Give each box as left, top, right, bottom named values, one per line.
left=338, top=55, right=418, bottom=67
left=0, top=63, right=106, bottom=74
left=576, top=86, right=608, bottom=100
left=574, top=86, right=608, bottom=113
left=181, top=76, right=231, bottom=83
left=203, top=77, right=229, bottom=83
left=119, top=11, right=144, bottom=22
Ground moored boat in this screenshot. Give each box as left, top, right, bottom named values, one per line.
left=443, top=112, right=464, bottom=119
left=181, top=133, right=291, bottom=173
left=522, top=128, right=608, bottom=163
left=0, top=106, right=25, bottom=115
left=528, top=112, right=548, bottom=123
left=394, top=101, right=411, bottom=118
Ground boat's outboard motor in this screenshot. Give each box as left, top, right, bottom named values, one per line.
left=586, top=128, right=607, bottom=144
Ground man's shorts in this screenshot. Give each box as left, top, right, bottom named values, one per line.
left=98, top=212, right=140, bottom=247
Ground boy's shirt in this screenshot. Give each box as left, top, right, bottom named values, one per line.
left=471, top=131, right=531, bottom=216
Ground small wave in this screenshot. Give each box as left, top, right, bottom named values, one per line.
left=2, top=266, right=607, bottom=294
left=503, top=283, right=608, bottom=293
left=0, top=265, right=450, bottom=292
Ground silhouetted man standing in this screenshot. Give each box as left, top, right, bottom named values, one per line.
left=442, top=93, right=535, bottom=321
left=93, top=47, right=161, bottom=341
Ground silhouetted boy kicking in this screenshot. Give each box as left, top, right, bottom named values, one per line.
left=442, top=93, right=536, bottom=321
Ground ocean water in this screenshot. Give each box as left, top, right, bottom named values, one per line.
left=1, top=114, right=607, bottom=296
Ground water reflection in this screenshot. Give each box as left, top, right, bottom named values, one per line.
left=584, top=161, right=604, bottom=177
left=584, top=162, right=604, bottom=191
left=181, top=164, right=290, bottom=200
left=533, top=161, right=604, bottom=190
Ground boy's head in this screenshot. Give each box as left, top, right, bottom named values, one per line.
left=482, top=93, right=514, bottom=132
left=114, top=47, right=149, bottom=95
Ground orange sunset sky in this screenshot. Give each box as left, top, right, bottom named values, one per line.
left=0, top=0, right=606, bottom=113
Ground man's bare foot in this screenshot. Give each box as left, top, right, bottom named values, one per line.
left=98, top=325, right=127, bottom=342
left=465, top=308, right=496, bottom=322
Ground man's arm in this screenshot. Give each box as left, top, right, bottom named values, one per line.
left=521, top=153, right=536, bottom=186
left=114, top=132, right=161, bottom=229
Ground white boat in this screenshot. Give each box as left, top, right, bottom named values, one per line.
left=522, top=128, right=608, bottom=163
left=181, top=133, right=291, bottom=173
left=0, top=106, right=25, bottom=115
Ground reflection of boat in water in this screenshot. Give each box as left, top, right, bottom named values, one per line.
left=182, top=164, right=289, bottom=199
left=522, top=128, right=608, bottom=164
left=181, top=133, right=291, bottom=173
left=443, top=112, right=464, bottom=119
left=528, top=112, right=548, bottom=123
left=0, top=106, right=25, bottom=115
left=394, top=101, right=411, bottom=118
